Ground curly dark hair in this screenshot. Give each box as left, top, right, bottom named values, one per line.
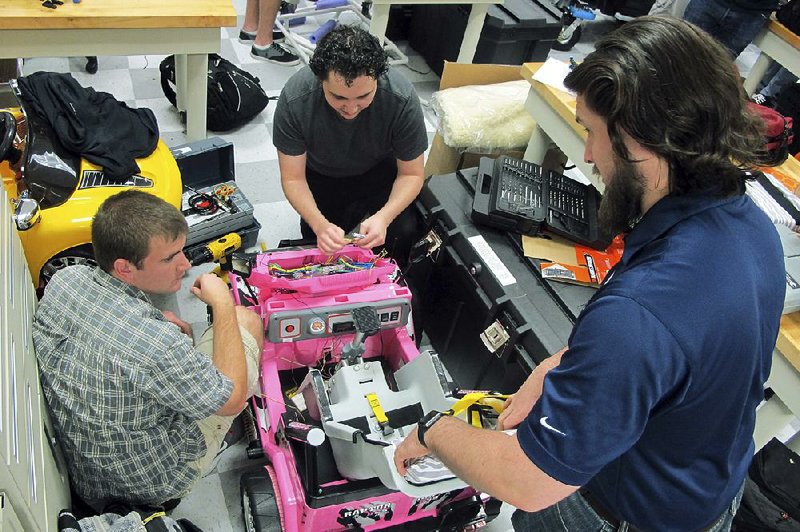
left=309, top=24, right=389, bottom=85
left=564, top=15, right=769, bottom=197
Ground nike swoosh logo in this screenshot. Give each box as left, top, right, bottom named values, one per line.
left=540, top=416, right=566, bottom=436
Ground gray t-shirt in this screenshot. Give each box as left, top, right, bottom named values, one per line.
left=273, top=66, right=428, bottom=177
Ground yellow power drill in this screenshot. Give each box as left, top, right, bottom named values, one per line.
left=187, top=232, right=242, bottom=266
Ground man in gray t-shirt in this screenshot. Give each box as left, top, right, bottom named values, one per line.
left=273, top=25, right=427, bottom=262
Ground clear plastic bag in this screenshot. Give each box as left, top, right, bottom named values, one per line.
left=431, top=79, right=536, bottom=150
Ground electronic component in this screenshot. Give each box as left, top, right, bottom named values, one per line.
left=267, top=255, right=380, bottom=279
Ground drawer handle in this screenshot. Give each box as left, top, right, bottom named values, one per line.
left=26, top=382, right=37, bottom=502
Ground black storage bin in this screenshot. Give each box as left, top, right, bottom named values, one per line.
left=407, top=167, right=595, bottom=393
left=408, top=0, right=561, bottom=77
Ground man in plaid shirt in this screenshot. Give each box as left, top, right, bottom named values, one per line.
left=33, top=190, right=264, bottom=508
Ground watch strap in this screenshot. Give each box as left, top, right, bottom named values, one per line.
left=417, top=410, right=445, bottom=448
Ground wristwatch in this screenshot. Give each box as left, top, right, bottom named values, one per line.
left=417, top=410, right=446, bottom=448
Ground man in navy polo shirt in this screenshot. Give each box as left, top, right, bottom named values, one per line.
left=393, top=16, right=786, bottom=531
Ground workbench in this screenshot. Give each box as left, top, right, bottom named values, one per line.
left=743, top=18, right=800, bottom=97
left=0, top=0, right=237, bottom=141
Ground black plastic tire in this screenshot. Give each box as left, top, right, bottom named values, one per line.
left=241, top=466, right=282, bottom=532
left=552, top=23, right=583, bottom=52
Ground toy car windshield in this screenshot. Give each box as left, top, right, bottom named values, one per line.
left=4, top=82, right=81, bottom=210
left=18, top=100, right=81, bottom=209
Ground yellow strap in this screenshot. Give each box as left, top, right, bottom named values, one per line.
left=142, top=511, right=167, bottom=525
left=469, top=407, right=482, bottom=428
left=365, top=393, right=389, bottom=425
left=446, top=392, right=510, bottom=418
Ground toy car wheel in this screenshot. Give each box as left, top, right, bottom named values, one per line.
left=241, top=465, right=283, bottom=532
left=40, top=245, right=96, bottom=286
left=552, top=21, right=583, bottom=51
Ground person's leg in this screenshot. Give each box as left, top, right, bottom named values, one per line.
left=761, top=67, right=799, bottom=99
left=302, top=158, right=423, bottom=263
left=706, top=480, right=745, bottom=532
left=187, top=307, right=264, bottom=477
left=250, top=0, right=300, bottom=65
left=511, top=491, right=616, bottom=531
left=241, top=0, right=286, bottom=43
left=240, top=0, right=260, bottom=38
left=304, top=166, right=369, bottom=235
left=254, top=0, right=281, bottom=48
left=383, top=206, right=420, bottom=267
left=718, top=8, right=769, bottom=59
left=685, top=0, right=767, bottom=58
left=683, top=0, right=723, bottom=36
left=340, top=158, right=421, bottom=265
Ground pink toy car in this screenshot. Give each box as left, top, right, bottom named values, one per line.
left=231, top=246, right=502, bottom=531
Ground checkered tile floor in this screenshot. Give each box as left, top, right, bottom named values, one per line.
left=18, top=2, right=445, bottom=529
left=18, top=1, right=763, bottom=527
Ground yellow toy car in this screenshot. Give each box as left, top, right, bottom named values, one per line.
left=1, top=81, right=183, bottom=289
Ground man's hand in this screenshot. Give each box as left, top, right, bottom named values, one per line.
left=357, top=213, right=390, bottom=249
left=393, top=427, right=430, bottom=476
left=497, top=347, right=567, bottom=430
left=162, top=310, right=192, bottom=337
left=314, top=221, right=348, bottom=255
left=190, top=273, right=232, bottom=308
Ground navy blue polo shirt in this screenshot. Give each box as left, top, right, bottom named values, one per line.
left=517, top=192, right=785, bottom=530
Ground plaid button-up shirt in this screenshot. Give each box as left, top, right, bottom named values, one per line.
left=33, top=266, right=233, bottom=503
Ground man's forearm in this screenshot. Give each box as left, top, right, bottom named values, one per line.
left=282, top=178, right=327, bottom=232
left=375, top=173, right=424, bottom=223
left=424, top=416, right=576, bottom=512
left=211, top=301, right=248, bottom=406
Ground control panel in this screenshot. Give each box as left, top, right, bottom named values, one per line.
left=267, top=298, right=411, bottom=342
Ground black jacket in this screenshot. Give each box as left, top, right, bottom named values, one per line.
left=17, top=72, right=159, bottom=181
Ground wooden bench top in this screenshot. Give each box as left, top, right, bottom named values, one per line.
left=0, top=0, right=236, bottom=30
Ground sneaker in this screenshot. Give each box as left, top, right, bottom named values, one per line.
left=751, top=92, right=777, bottom=108
left=239, top=28, right=284, bottom=43
left=251, top=43, right=300, bottom=66
left=238, top=29, right=256, bottom=43
left=203, top=439, right=230, bottom=477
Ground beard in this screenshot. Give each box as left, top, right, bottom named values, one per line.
left=596, top=156, right=647, bottom=237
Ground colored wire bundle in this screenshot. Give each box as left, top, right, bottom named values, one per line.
left=268, top=255, right=377, bottom=279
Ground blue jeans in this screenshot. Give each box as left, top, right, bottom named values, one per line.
left=683, top=0, right=770, bottom=58
left=511, top=482, right=745, bottom=531
left=760, top=67, right=799, bottom=99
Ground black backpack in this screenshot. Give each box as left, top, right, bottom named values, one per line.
left=159, top=54, right=270, bottom=132
left=733, top=438, right=800, bottom=531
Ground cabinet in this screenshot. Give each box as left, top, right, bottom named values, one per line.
left=1, top=187, right=71, bottom=531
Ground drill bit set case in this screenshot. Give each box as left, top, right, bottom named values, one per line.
left=170, top=137, right=257, bottom=247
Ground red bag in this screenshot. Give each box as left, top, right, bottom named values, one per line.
left=747, top=101, right=794, bottom=165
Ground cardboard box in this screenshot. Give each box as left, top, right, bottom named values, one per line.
left=425, top=61, right=527, bottom=178
left=522, top=234, right=624, bottom=287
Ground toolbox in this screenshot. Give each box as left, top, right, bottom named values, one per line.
left=407, top=166, right=596, bottom=393
left=180, top=180, right=255, bottom=246
left=170, top=137, right=258, bottom=248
